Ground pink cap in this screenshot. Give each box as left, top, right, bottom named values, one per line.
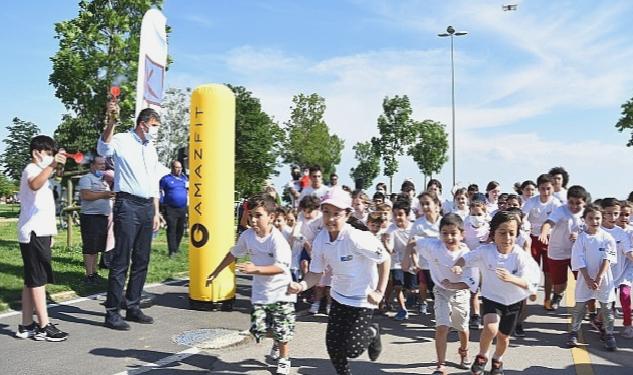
left=320, top=188, right=352, bottom=210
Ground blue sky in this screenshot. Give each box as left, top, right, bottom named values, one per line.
left=2, top=1, right=633, bottom=199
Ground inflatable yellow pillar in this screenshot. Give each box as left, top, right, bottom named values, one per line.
left=188, top=84, right=236, bottom=309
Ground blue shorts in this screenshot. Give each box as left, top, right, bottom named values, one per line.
left=390, top=270, right=418, bottom=289
left=300, top=249, right=311, bottom=263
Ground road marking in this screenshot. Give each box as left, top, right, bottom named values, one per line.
left=567, top=272, right=594, bottom=375
left=111, top=347, right=201, bottom=375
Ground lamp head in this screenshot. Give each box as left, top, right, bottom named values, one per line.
left=447, top=25, right=455, bottom=34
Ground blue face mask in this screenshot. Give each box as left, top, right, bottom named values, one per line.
left=94, top=170, right=104, bottom=178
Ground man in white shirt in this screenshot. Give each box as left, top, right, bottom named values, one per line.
left=298, top=165, right=330, bottom=201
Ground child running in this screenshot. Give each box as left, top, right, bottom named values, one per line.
left=617, top=200, right=633, bottom=338
left=206, top=193, right=296, bottom=374
left=288, top=188, right=390, bottom=375
left=452, top=211, right=539, bottom=375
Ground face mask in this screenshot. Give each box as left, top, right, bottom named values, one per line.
left=470, top=215, right=487, bottom=227
left=144, top=125, right=159, bottom=141
left=94, top=170, right=104, bottom=178
left=35, top=152, right=54, bottom=169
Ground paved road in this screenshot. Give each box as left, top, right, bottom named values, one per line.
left=0, top=275, right=631, bottom=374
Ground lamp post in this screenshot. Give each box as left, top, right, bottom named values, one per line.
left=438, top=25, right=467, bottom=187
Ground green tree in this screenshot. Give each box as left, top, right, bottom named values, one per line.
left=350, top=141, right=380, bottom=190
left=371, top=95, right=417, bottom=191
left=407, top=120, right=449, bottom=186
left=615, top=97, right=633, bottom=147
left=54, top=114, right=100, bottom=158
left=0, top=174, right=18, bottom=198
left=156, top=88, right=190, bottom=165
left=49, top=0, right=167, bottom=153
left=1, top=118, right=40, bottom=181
left=283, top=93, right=344, bottom=177
left=230, top=85, right=285, bottom=198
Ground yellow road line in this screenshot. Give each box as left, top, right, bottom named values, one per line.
left=566, top=272, right=594, bottom=375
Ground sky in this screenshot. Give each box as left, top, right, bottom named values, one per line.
left=1, top=0, right=633, bottom=200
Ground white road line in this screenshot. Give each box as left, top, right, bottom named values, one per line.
left=111, top=347, right=201, bottom=375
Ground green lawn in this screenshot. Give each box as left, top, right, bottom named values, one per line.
left=0, top=220, right=190, bottom=311
left=0, top=203, right=20, bottom=219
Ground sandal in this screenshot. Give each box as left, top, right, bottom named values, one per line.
left=458, top=347, right=471, bottom=368
left=431, top=363, right=447, bottom=375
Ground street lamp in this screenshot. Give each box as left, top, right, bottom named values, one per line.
left=438, top=25, right=467, bottom=187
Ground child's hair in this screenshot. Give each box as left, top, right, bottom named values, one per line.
left=439, top=213, right=464, bottom=231
left=514, top=180, right=536, bottom=194
left=392, top=199, right=411, bottom=215
left=373, top=191, right=385, bottom=202
left=600, top=198, right=620, bottom=210
left=489, top=210, right=521, bottom=237
left=536, top=173, right=553, bottom=187
left=347, top=215, right=369, bottom=231
left=485, top=181, right=500, bottom=193
left=504, top=206, right=525, bottom=221
left=351, top=190, right=370, bottom=202
left=375, top=202, right=392, bottom=212
left=389, top=193, right=399, bottom=202
left=582, top=203, right=601, bottom=218
left=548, top=166, right=569, bottom=188
left=308, top=165, right=322, bottom=174
left=628, top=191, right=633, bottom=203
left=248, top=193, right=277, bottom=214
left=567, top=185, right=588, bottom=202
left=469, top=200, right=487, bottom=211
left=427, top=179, right=442, bottom=193
left=467, top=184, right=479, bottom=193
left=417, top=191, right=441, bottom=208
left=30, top=135, right=58, bottom=154
left=505, top=194, right=522, bottom=206
left=376, top=182, right=387, bottom=191
left=287, top=208, right=298, bottom=218
left=401, top=180, right=416, bottom=193
left=299, top=195, right=320, bottom=211
left=498, top=193, right=509, bottom=202
left=367, top=212, right=386, bottom=225
left=453, top=187, right=467, bottom=198
left=620, top=200, right=633, bottom=210
left=274, top=207, right=287, bottom=218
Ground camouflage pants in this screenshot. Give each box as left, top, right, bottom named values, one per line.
left=250, top=302, right=295, bottom=343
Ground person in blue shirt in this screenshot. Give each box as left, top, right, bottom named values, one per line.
left=160, top=160, right=188, bottom=257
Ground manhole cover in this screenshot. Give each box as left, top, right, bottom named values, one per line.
left=173, top=328, right=251, bottom=349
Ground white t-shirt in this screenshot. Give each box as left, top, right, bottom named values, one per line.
left=411, top=215, right=441, bottom=269
left=230, top=227, right=296, bottom=304
left=452, top=207, right=469, bottom=220
left=516, top=229, right=530, bottom=249
left=300, top=213, right=324, bottom=244
left=288, top=223, right=305, bottom=271
left=385, top=223, right=412, bottom=270
left=553, top=188, right=567, bottom=204
left=463, top=216, right=490, bottom=250
left=522, top=196, right=562, bottom=236
left=547, top=205, right=583, bottom=260
left=462, top=243, right=539, bottom=305
left=298, top=185, right=330, bottom=202
left=416, top=238, right=479, bottom=293
left=571, top=229, right=617, bottom=303
left=620, top=225, right=633, bottom=287
left=603, top=226, right=633, bottom=287
left=310, top=224, right=389, bottom=308
left=17, top=163, right=57, bottom=243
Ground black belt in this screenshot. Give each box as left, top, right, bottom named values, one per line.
left=116, top=192, right=153, bottom=204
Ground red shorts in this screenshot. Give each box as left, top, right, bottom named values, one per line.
left=547, top=258, right=578, bottom=285
left=530, top=235, right=549, bottom=273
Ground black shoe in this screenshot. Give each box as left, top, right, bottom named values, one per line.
left=469, top=314, right=481, bottom=330
left=605, top=334, right=617, bottom=351
left=490, top=358, right=504, bottom=375
left=16, top=322, right=37, bottom=339
left=550, top=294, right=563, bottom=311
left=104, top=316, right=131, bottom=331
left=126, top=309, right=154, bottom=324
left=367, top=323, right=382, bottom=361
left=514, top=324, right=525, bottom=337
left=470, top=354, right=488, bottom=375
left=34, top=323, right=69, bottom=342
left=567, top=332, right=579, bottom=348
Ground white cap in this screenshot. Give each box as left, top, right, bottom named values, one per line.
left=320, top=188, right=352, bottom=210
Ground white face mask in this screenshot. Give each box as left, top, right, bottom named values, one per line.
left=35, top=152, right=54, bottom=169
left=470, top=215, right=487, bottom=228
left=144, top=125, right=159, bottom=141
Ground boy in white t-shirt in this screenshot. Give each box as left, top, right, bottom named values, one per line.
left=522, top=173, right=562, bottom=310
left=462, top=199, right=489, bottom=329
left=538, top=185, right=588, bottom=311
left=617, top=201, right=633, bottom=338
left=206, top=194, right=296, bottom=375
left=548, top=166, right=569, bottom=204
left=15, top=136, right=69, bottom=342
left=567, top=204, right=618, bottom=351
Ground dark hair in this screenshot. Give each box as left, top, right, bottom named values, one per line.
left=299, top=195, right=321, bottom=211
left=427, top=179, right=442, bottom=193
left=489, top=210, right=521, bottom=238
left=308, top=165, right=322, bottom=175
left=498, top=193, right=509, bottom=201
left=248, top=193, right=277, bottom=214
left=472, top=192, right=487, bottom=203
left=505, top=194, right=522, bottom=206
left=504, top=206, right=524, bottom=221
left=548, top=166, right=569, bottom=188
left=376, top=182, right=387, bottom=191
left=439, top=213, right=464, bottom=231
left=373, top=191, right=385, bottom=201
left=392, top=199, right=411, bottom=215
left=467, top=184, right=479, bottom=192
left=600, top=198, right=620, bottom=209
left=620, top=200, right=633, bottom=210
left=347, top=215, right=369, bottom=231
left=136, top=108, right=161, bottom=127
left=274, top=207, right=287, bottom=217
left=567, top=185, right=588, bottom=202
left=417, top=191, right=441, bottom=208
left=628, top=191, right=633, bottom=203
left=29, top=135, right=57, bottom=154
left=485, top=181, right=500, bottom=193
left=453, top=187, right=467, bottom=197
left=330, top=173, right=338, bottom=179
left=536, top=174, right=553, bottom=187
left=401, top=180, right=415, bottom=192
left=367, top=212, right=385, bottom=224
left=515, top=180, right=536, bottom=194
left=582, top=203, right=601, bottom=219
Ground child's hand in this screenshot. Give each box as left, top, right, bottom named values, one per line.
left=367, top=290, right=384, bottom=305
left=495, top=267, right=513, bottom=282
left=451, top=265, right=463, bottom=274
left=584, top=277, right=594, bottom=289
left=569, top=232, right=578, bottom=242
left=594, top=275, right=603, bottom=289
left=529, top=294, right=537, bottom=301
left=205, top=273, right=216, bottom=287
left=53, top=150, right=67, bottom=167
left=538, top=233, right=549, bottom=245
left=440, top=279, right=453, bottom=289
left=236, top=262, right=258, bottom=274
left=287, top=281, right=303, bottom=294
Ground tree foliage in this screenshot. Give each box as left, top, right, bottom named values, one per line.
left=54, top=114, right=101, bottom=160
left=1, top=118, right=40, bottom=181
left=282, top=93, right=344, bottom=177
left=615, top=97, right=633, bottom=147
left=371, top=95, right=417, bottom=191
left=49, top=0, right=167, bottom=151
left=407, top=120, right=449, bottom=181
left=350, top=141, right=380, bottom=190
left=156, top=87, right=190, bottom=165
left=0, top=174, right=18, bottom=198
left=230, top=85, right=285, bottom=198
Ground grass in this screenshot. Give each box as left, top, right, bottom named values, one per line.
left=0, top=203, right=20, bottom=219
left=0, top=220, right=190, bottom=312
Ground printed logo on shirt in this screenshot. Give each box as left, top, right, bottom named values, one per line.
left=268, top=252, right=274, bottom=257
left=340, top=254, right=353, bottom=262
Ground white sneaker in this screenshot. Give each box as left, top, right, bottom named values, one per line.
left=325, top=303, right=331, bottom=315
left=276, top=357, right=291, bottom=375
left=621, top=326, right=633, bottom=338
left=309, top=302, right=320, bottom=314
left=269, top=343, right=280, bottom=360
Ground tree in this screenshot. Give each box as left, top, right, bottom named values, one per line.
left=54, top=114, right=100, bottom=157
left=0, top=174, right=17, bottom=199
left=230, top=85, right=285, bottom=198
left=350, top=141, right=380, bottom=190
left=371, top=95, right=417, bottom=191
left=49, top=0, right=167, bottom=153
left=1, top=118, right=40, bottom=181
left=282, top=93, right=344, bottom=177
left=615, top=97, right=633, bottom=147
left=156, top=88, right=190, bottom=165
left=407, top=120, right=449, bottom=186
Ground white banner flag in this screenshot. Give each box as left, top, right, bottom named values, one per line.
left=135, top=9, right=167, bottom=118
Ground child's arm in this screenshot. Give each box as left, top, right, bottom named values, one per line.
left=206, top=252, right=236, bottom=286
left=28, top=165, right=55, bottom=191
left=368, top=256, right=391, bottom=305
left=401, top=241, right=418, bottom=271
left=382, top=232, right=394, bottom=254
left=495, top=268, right=529, bottom=289
left=236, top=262, right=284, bottom=276
left=451, top=257, right=466, bottom=274
left=538, top=220, right=554, bottom=245
left=578, top=267, right=595, bottom=290
left=288, top=271, right=323, bottom=294
left=594, top=259, right=611, bottom=289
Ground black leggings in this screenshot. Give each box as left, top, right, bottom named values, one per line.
left=326, top=299, right=375, bottom=375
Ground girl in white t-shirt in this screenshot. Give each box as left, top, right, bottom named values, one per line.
left=452, top=211, right=540, bottom=375
left=288, top=189, right=390, bottom=374
left=567, top=204, right=618, bottom=351
left=484, top=181, right=501, bottom=213
left=463, top=200, right=489, bottom=328
left=351, top=191, right=370, bottom=224
left=451, top=188, right=469, bottom=219
left=617, top=201, right=633, bottom=338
